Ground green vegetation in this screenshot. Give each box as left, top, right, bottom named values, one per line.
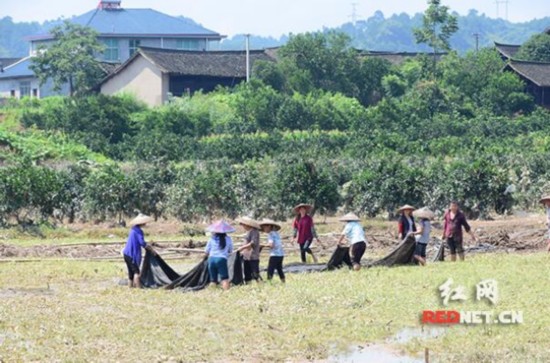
left=516, top=32, right=550, bottom=62
left=2, top=30, right=550, bottom=224
left=30, top=21, right=105, bottom=96
left=0, top=253, right=548, bottom=361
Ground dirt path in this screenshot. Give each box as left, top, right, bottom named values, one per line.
left=0, top=215, right=547, bottom=260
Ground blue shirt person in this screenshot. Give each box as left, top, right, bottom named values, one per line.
left=122, top=214, right=157, bottom=288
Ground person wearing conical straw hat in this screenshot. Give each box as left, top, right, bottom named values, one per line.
left=412, top=207, right=434, bottom=266
left=292, top=203, right=320, bottom=264
left=336, top=213, right=367, bottom=271
left=539, top=195, right=550, bottom=252
left=259, top=219, right=285, bottom=283
left=122, top=213, right=157, bottom=288
left=236, top=217, right=262, bottom=283
left=205, top=220, right=235, bottom=290
left=397, top=205, right=417, bottom=241
left=441, top=201, right=476, bottom=262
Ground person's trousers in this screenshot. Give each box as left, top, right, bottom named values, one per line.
left=243, top=259, right=261, bottom=282
left=299, top=240, right=313, bottom=263
left=267, top=256, right=285, bottom=281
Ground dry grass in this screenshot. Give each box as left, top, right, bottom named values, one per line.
left=1, top=252, right=549, bottom=362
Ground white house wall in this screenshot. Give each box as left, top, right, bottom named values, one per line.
left=100, top=55, right=164, bottom=106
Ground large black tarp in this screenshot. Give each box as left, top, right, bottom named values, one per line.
left=138, top=235, right=426, bottom=289
left=367, top=234, right=416, bottom=267
left=140, top=251, right=244, bottom=290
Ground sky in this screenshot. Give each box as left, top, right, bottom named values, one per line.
left=2, top=0, right=550, bottom=37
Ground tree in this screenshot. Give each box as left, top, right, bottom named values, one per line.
left=30, top=21, right=105, bottom=96
left=413, top=0, right=458, bottom=76
left=277, top=32, right=361, bottom=97
left=516, top=33, right=550, bottom=62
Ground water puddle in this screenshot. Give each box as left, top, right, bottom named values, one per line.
left=389, top=326, right=446, bottom=344
left=330, top=344, right=423, bottom=363
left=328, top=326, right=446, bottom=363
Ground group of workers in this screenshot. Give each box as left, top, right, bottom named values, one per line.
left=121, top=197, right=550, bottom=290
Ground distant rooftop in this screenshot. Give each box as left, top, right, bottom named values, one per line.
left=359, top=50, right=447, bottom=65
left=28, top=1, right=222, bottom=40
left=102, top=46, right=276, bottom=84
left=494, top=42, right=521, bottom=60
left=0, top=58, right=23, bottom=70
left=0, top=57, right=33, bottom=79
left=505, top=59, right=550, bottom=87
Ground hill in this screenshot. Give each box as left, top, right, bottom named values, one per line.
left=2, top=11, right=550, bottom=56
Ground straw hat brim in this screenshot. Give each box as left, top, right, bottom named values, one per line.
left=539, top=195, right=550, bottom=204
left=259, top=219, right=282, bottom=231
left=293, top=203, right=313, bottom=213
left=413, top=209, right=435, bottom=220
left=236, top=217, right=260, bottom=230
left=130, top=214, right=153, bottom=226
left=206, top=220, right=236, bottom=234
left=397, top=205, right=416, bottom=212
left=339, top=213, right=360, bottom=222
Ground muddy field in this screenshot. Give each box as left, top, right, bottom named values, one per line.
left=0, top=215, right=547, bottom=260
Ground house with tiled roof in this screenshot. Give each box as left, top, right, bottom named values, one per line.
left=504, top=59, right=550, bottom=108
left=100, top=47, right=276, bottom=106
left=0, top=0, right=224, bottom=100
left=494, top=42, right=521, bottom=60
left=494, top=27, right=550, bottom=108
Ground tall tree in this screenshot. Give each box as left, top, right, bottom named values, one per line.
left=30, top=21, right=104, bottom=96
left=413, top=0, right=458, bottom=76
left=516, top=33, right=550, bottom=63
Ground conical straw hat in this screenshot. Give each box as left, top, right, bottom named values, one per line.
left=236, top=216, right=260, bottom=229
left=539, top=195, right=550, bottom=204
left=206, top=220, right=236, bottom=234
left=338, top=212, right=360, bottom=222
left=413, top=207, right=435, bottom=220
left=397, top=204, right=416, bottom=212
left=129, top=213, right=153, bottom=226
left=258, top=218, right=282, bottom=231
left=293, top=203, right=313, bottom=213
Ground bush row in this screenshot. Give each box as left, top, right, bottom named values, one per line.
left=1, top=154, right=549, bottom=225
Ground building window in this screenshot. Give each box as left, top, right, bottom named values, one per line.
left=19, top=81, right=31, bottom=98
left=32, top=88, right=38, bottom=98
left=176, top=39, right=201, bottom=50
left=10, top=90, right=15, bottom=98
left=103, top=38, right=119, bottom=61
left=129, top=39, right=140, bottom=56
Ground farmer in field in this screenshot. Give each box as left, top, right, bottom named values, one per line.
left=442, top=201, right=476, bottom=262
left=236, top=217, right=263, bottom=283
left=336, top=212, right=367, bottom=271
left=397, top=204, right=416, bottom=241
left=122, top=213, right=157, bottom=288
left=412, top=207, right=434, bottom=266
left=292, top=203, right=321, bottom=263
left=259, top=219, right=285, bottom=283
left=539, top=195, right=550, bottom=252
left=205, top=220, right=235, bottom=290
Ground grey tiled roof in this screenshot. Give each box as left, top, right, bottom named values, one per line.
left=358, top=50, right=446, bottom=65
left=494, top=42, right=521, bottom=59
left=505, top=59, right=550, bottom=87
left=105, top=47, right=275, bottom=82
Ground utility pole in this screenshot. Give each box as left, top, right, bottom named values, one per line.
left=495, top=0, right=509, bottom=20
left=245, top=34, right=250, bottom=83
left=473, top=33, right=480, bottom=53
left=350, top=2, right=358, bottom=25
